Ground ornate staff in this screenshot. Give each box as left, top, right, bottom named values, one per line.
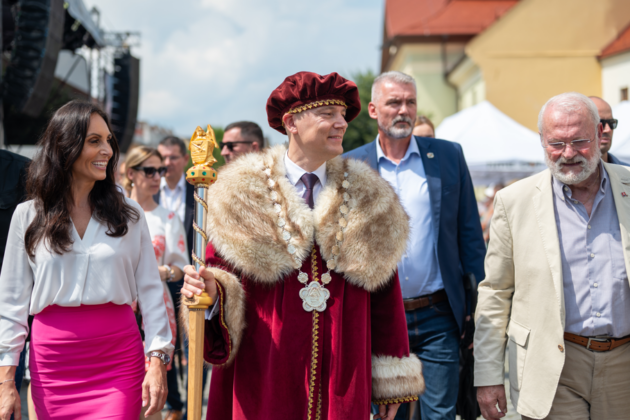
left=183, top=125, right=219, bottom=419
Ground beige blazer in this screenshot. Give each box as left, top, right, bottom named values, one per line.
left=474, top=162, right=630, bottom=419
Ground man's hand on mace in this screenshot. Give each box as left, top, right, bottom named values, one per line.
left=182, top=265, right=218, bottom=302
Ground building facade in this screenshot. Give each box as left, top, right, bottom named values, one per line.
left=383, top=0, right=630, bottom=131
left=600, top=25, right=630, bottom=107
left=381, top=0, right=517, bottom=126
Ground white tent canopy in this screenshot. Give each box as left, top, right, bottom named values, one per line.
left=607, top=101, right=630, bottom=161
left=435, top=101, right=545, bottom=185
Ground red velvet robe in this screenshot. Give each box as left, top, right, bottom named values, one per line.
left=189, top=146, right=424, bottom=420
left=204, top=245, right=411, bottom=420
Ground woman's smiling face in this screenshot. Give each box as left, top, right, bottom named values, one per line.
left=71, top=113, right=113, bottom=184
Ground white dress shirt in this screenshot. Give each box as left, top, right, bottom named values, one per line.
left=0, top=199, right=174, bottom=366
left=160, top=174, right=187, bottom=223
left=284, top=151, right=327, bottom=202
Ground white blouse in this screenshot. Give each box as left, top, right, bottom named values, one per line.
left=0, top=199, right=174, bottom=366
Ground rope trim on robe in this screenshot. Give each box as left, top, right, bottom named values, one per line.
left=307, top=246, right=325, bottom=420
left=317, top=386, right=322, bottom=420
left=372, top=396, right=419, bottom=406
left=215, top=278, right=232, bottom=361
left=307, top=311, right=320, bottom=420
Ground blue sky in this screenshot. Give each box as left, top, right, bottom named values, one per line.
left=85, top=0, right=385, bottom=144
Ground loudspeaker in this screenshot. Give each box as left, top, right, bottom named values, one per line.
left=110, top=51, right=139, bottom=153
left=2, top=0, right=19, bottom=53
left=3, top=0, right=64, bottom=117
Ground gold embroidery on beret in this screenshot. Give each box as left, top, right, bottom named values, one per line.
left=287, top=99, right=348, bottom=115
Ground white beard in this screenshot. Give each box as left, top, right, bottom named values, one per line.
left=546, top=148, right=601, bottom=185
left=380, top=116, right=414, bottom=139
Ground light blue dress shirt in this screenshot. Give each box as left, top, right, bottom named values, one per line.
left=376, top=137, right=444, bottom=299
left=553, top=165, right=630, bottom=337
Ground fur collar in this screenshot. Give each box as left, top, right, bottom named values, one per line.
left=206, top=145, right=409, bottom=292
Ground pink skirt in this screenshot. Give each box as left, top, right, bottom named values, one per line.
left=30, top=303, right=145, bottom=419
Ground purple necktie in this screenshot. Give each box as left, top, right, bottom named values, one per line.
left=300, top=173, right=319, bottom=209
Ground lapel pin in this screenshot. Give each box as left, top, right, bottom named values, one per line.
left=427, top=152, right=435, bottom=159
left=623, top=192, right=628, bottom=197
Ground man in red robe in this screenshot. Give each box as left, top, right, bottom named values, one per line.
left=182, top=72, right=424, bottom=420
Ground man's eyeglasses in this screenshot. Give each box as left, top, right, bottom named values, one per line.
left=132, top=166, right=167, bottom=177
left=219, top=141, right=254, bottom=151
left=541, top=139, right=593, bottom=151
left=601, top=119, right=618, bottom=130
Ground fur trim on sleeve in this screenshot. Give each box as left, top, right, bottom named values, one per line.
left=179, top=267, right=246, bottom=367
left=371, top=354, right=425, bottom=404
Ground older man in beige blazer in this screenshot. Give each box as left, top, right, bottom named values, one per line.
left=474, top=92, right=630, bottom=420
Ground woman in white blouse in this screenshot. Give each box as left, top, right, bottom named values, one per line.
left=123, top=146, right=188, bottom=419
left=0, top=101, right=173, bottom=420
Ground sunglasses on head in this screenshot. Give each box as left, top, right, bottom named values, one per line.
left=132, top=166, right=167, bottom=177
left=601, top=119, right=618, bottom=130
left=219, top=141, right=254, bottom=151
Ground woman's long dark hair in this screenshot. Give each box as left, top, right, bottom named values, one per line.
left=24, top=100, right=139, bottom=259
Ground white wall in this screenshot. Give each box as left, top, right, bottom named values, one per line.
left=447, top=56, right=486, bottom=111
left=459, top=78, right=486, bottom=110
left=601, top=51, right=630, bottom=107
left=457, top=67, right=486, bottom=111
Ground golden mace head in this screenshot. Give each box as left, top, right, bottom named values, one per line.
left=186, top=124, right=219, bottom=187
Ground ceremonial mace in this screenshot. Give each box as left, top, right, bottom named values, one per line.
left=183, top=125, right=219, bottom=419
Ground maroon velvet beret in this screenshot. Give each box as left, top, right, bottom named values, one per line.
left=266, top=71, right=361, bottom=134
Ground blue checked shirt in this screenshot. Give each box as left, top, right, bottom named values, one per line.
left=553, top=164, right=630, bottom=337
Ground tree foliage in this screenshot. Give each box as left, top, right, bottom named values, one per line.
left=211, top=126, right=226, bottom=167
left=343, top=70, right=379, bottom=153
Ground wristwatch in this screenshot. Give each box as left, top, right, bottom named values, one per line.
left=149, top=351, right=171, bottom=365
left=167, top=266, right=175, bottom=282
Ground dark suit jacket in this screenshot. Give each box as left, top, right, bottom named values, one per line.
left=154, top=181, right=195, bottom=265
left=343, top=136, right=486, bottom=332
left=0, top=150, right=30, bottom=272
left=608, top=153, right=630, bottom=167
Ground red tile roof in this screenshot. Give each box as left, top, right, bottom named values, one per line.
left=385, top=0, right=519, bottom=38
left=600, top=25, right=630, bottom=59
